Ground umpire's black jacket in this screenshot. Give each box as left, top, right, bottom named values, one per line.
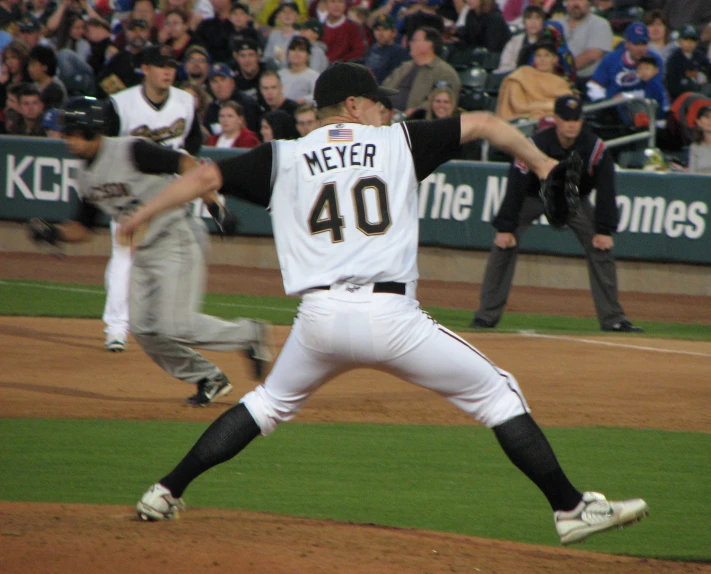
left=494, top=125, right=619, bottom=236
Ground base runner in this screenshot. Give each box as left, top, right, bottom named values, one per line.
left=28, top=97, right=271, bottom=407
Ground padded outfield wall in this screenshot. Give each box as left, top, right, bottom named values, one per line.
left=1, top=136, right=710, bottom=295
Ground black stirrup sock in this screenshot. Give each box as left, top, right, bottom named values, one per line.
left=160, top=402, right=261, bottom=498
left=493, top=413, right=582, bottom=511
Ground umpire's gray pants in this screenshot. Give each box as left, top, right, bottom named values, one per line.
left=129, top=217, right=257, bottom=384
left=475, top=196, right=628, bottom=329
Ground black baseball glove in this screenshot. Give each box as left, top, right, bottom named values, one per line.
left=207, top=200, right=239, bottom=237
left=28, top=218, right=62, bottom=246
left=539, top=151, right=583, bottom=229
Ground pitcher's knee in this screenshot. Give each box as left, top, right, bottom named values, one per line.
left=449, top=369, right=530, bottom=428
left=241, top=385, right=300, bottom=436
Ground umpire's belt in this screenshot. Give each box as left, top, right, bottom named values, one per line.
left=313, top=282, right=406, bottom=295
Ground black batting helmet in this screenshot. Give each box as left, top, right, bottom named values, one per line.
left=60, top=96, right=106, bottom=137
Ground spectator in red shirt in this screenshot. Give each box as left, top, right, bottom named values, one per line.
left=205, top=100, right=260, bottom=147
left=321, top=0, right=366, bottom=62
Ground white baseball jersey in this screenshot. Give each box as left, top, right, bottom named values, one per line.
left=110, top=85, right=195, bottom=150
left=214, top=118, right=531, bottom=437
left=270, top=123, right=420, bottom=295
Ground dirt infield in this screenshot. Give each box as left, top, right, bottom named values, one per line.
left=2, top=253, right=711, bottom=573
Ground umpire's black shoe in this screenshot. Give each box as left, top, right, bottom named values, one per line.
left=469, top=317, right=496, bottom=329
left=186, top=373, right=233, bottom=407
left=602, top=320, right=644, bottom=333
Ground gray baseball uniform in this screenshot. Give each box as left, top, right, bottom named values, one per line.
left=79, top=136, right=260, bottom=384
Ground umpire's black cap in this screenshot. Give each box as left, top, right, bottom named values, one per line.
left=314, top=63, right=398, bottom=109
left=554, top=95, right=583, bottom=121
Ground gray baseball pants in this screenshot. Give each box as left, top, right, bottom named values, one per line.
left=129, top=217, right=258, bottom=383
left=475, top=196, right=628, bottom=329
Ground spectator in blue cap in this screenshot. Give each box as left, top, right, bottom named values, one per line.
left=205, top=61, right=261, bottom=134
left=587, top=22, right=663, bottom=102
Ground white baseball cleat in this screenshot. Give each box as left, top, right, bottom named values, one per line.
left=105, top=335, right=127, bottom=352
left=555, top=491, right=649, bottom=545
left=136, top=483, right=186, bottom=521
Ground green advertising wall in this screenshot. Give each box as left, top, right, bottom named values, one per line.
left=1, top=136, right=710, bottom=264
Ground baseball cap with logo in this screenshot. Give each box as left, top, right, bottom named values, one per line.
left=679, top=24, right=699, bottom=41
left=19, top=15, right=41, bottom=33
left=209, top=62, right=235, bottom=79
left=184, top=45, right=211, bottom=62
left=624, top=22, right=649, bottom=44
left=231, top=36, right=261, bottom=53
left=42, top=108, right=62, bottom=131
left=372, top=14, right=395, bottom=30
left=143, top=45, right=178, bottom=67
left=314, top=62, right=398, bottom=109
left=554, top=95, right=583, bottom=121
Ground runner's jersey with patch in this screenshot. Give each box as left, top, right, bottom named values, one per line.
left=78, top=137, right=185, bottom=244
left=110, top=85, right=195, bottom=150
left=270, top=122, right=420, bottom=295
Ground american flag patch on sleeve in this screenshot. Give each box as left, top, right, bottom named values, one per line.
left=328, top=128, right=353, bottom=142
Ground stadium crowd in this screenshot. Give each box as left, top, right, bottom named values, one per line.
left=0, top=0, right=710, bottom=170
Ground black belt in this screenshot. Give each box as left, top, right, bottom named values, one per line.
left=313, top=282, right=406, bottom=295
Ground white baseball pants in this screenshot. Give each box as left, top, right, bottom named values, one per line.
left=242, top=284, right=529, bottom=435
left=102, top=221, right=131, bottom=341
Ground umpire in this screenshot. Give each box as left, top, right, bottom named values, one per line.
left=472, top=95, right=643, bottom=333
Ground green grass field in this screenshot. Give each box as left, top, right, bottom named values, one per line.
left=1, top=278, right=710, bottom=562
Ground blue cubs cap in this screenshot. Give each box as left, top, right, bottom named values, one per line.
left=209, top=63, right=235, bottom=79
left=624, top=22, right=649, bottom=44
left=42, top=108, right=62, bottom=131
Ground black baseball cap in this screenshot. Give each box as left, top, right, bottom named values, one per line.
left=127, top=18, right=150, bottom=30
left=314, top=63, right=398, bottom=109
left=296, top=17, right=323, bottom=37
left=372, top=14, right=395, bottom=30
left=19, top=15, right=41, bottom=33
left=288, top=35, right=311, bottom=53
left=231, top=2, right=250, bottom=13
left=143, top=45, right=178, bottom=67
left=232, top=36, right=260, bottom=53
left=276, top=0, right=299, bottom=13
left=554, top=95, right=583, bottom=121
left=679, top=24, right=699, bottom=40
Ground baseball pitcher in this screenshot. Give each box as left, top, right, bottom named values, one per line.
left=124, top=64, right=649, bottom=545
